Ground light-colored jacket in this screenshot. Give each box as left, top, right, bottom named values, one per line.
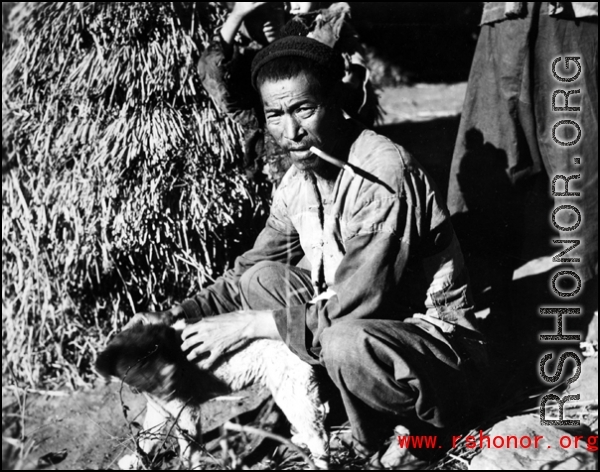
left=182, top=127, right=479, bottom=364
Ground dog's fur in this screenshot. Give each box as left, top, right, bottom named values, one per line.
left=96, top=320, right=329, bottom=469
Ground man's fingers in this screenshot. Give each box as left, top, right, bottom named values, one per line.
left=181, top=324, right=201, bottom=340
left=182, top=319, right=224, bottom=340
left=197, top=351, right=220, bottom=370
left=185, top=341, right=207, bottom=359
left=186, top=346, right=219, bottom=369
left=181, top=327, right=192, bottom=340
left=181, top=334, right=204, bottom=352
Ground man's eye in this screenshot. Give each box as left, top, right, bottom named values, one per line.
left=296, top=107, right=316, bottom=119
left=266, top=114, right=281, bottom=124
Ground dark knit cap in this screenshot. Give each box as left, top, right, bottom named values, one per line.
left=251, top=36, right=345, bottom=90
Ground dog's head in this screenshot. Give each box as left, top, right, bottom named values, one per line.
left=96, top=323, right=229, bottom=402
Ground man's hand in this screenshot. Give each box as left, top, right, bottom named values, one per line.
left=181, top=310, right=279, bottom=369
left=221, top=2, right=269, bottom=47
left=230, top=2, right=269, bottom=20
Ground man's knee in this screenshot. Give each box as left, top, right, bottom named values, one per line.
left=239, top=261, right=289, bottom=309
left=320, top=320, right=373, bottom=370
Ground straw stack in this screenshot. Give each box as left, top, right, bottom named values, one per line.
left=2, top=2, right=270, bottom=388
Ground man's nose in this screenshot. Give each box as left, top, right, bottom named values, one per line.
left=282, top=115, right=303, bottom=142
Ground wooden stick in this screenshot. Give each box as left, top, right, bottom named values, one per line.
left=310, top=146, right=356, bottom=178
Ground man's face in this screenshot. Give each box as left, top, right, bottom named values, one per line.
left=260, top=72, right=337, bottom=173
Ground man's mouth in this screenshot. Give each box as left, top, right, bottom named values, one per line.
left=286, top=141, right=314, bottom=152
left=289, top=148, right=313, bottom=159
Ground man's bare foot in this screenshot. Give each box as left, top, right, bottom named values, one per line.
left=330, top=425, right=432, bottom=470
left=367, top=426, right=431, bottom=470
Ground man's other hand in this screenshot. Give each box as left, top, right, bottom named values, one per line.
left=230, top=2, right=269, bottom=20
left=221, top=2, right=269, bottom=47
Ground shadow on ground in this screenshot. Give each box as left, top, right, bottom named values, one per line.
left=378, top=118, right=598, bottom=412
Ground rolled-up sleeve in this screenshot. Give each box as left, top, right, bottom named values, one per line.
left=197, top=38, right=260, bottom=130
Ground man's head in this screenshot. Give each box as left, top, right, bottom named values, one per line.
left=251, top=36, right=346, bottom=172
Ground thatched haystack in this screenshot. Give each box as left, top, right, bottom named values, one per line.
left=2, top=2, right=269, bottom=388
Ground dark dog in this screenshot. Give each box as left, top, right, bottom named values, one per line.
left=96, top=320, right=330, bottom=469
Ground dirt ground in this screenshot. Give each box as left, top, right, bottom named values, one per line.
left=2, top=83, right=597, bottom=471
left=2, top=383, right=272, bottom=470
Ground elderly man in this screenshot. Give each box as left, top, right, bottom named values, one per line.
left=147, top=37, right=488, bottom=467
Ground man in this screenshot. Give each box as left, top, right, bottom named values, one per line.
left=198, top=2, right=377, bottom=187
left=144, top=36, right=488, bottom=468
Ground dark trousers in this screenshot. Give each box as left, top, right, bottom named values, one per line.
left=227, top=261, right=488, bottom=452
left=447, top=7, right=598, bottom=320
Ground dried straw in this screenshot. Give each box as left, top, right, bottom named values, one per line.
left=2, top=2, right=270, bottom=389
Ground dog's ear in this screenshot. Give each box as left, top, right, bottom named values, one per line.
left=95, top=341, right=126, bottom=380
